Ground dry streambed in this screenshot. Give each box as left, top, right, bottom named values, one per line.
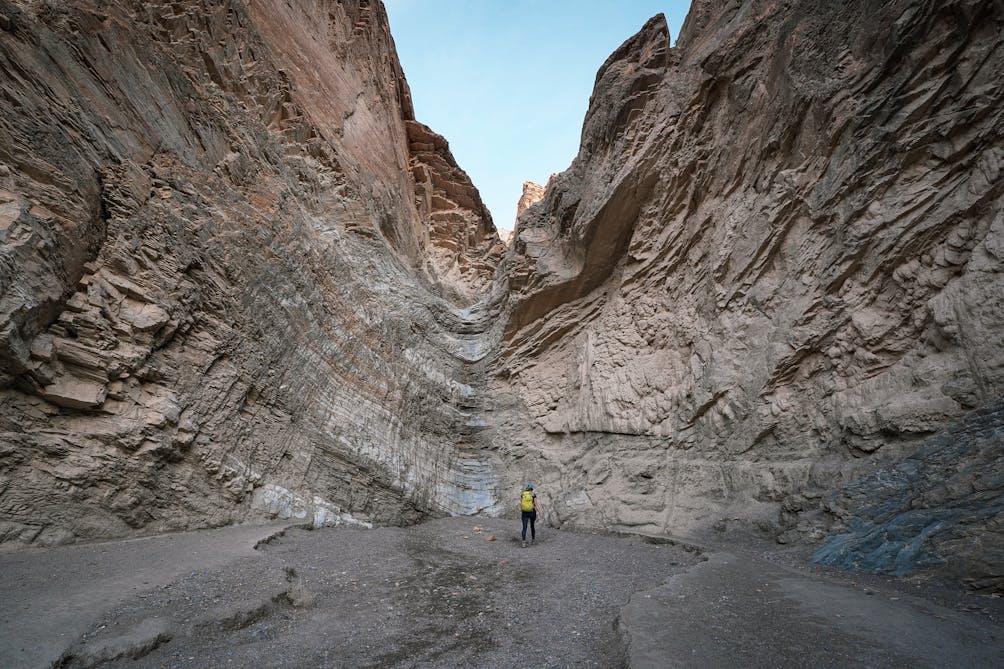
left=3, top=518, right=1001, bottom=669
left=4, top=518, right=697, bottom=668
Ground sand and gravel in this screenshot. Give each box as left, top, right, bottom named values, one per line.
left=1, top=518, right=1001, bottom=669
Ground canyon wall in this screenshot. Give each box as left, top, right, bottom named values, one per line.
left=0, top=0, right=1000, bottom=591
left=813, top=397, right=1004, bottom=591
left=493, top=0, right=1004, bottom=552
left=0, top=0, right=501, bottom=547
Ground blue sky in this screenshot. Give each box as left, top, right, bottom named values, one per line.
left=384, top=1, right=691, bottom=232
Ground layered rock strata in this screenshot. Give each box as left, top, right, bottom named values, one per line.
left=1, top=0, right=1002, bottom=597
left=493, top=0, right=1004, bottom=565
left=0, top=0, right=501, bottom=547
left=406, top=120, right=505, bottom=303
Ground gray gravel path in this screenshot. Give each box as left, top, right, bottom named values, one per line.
left=2, top=518, right=696, bottom=668
left=619, top=550, right=1004, bottom=669
left=0, top=522, right=293, bottom=669
left=2, top=518, right=1001, bottom=669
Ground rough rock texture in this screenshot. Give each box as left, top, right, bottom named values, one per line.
left=0, top=0, right=501, bottom=548
left=496, top=180, right=548, bottom=248
left=515, top=180, right=546, bottom=221
left=812, top=399, right=1004, bottom=591
left=491, top=0, right=1004, bottom=575
left=1, top=0, right=1002, bottom=598
left=406, top=120, right=505, bottom=303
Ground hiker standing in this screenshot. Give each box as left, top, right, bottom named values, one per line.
left=519, top=483, right=542, bottom=547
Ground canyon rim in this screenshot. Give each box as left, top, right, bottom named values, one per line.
left=0, top=0, right=1002, bottom=592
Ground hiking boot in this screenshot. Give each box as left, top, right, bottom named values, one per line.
left=521, top=541, right=527, bottom=548
left=531, top=538, right=535, bottom=545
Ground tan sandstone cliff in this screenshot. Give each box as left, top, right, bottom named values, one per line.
left=0, top=0, right=500, bottom=546
left=515, top=180, right=546, bottom=221
left=0, top=0, right=1001, bottom=591
left=493, top=0, right=1004, bottom=550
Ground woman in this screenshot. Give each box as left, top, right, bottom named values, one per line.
left=519, top=483, right=542, bottom=547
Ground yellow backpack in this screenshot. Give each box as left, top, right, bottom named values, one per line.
left=521, top=490, right=534, bottom=512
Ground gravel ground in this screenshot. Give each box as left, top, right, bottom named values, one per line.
left=0, top=522, right=292, bottom=669
left=24, top=517, right=698, bottom=669
left=702, top=526, right=1004, bottom=628
left=3, top=518, right=1001, bottom=669
left=619, top=548, right=1004, bottom=669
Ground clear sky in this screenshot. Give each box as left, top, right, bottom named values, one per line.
left=384, top=1, right=691, bottom=233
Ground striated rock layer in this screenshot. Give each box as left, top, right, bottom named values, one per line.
left=812, top=398, right=1004, bottom=592
left=1, top=0, right=1001, bottom=593
left=0, top=0, right=502, bottom=547
left=492, top=0, right=1004, bottom=579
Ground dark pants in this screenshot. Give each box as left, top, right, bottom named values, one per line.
left=521, top=510, right=536, bottom=541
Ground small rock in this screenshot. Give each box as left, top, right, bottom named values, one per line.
left=41, top=377, right=108, bottom=409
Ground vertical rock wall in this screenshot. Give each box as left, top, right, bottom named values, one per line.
left=405, top=119, right=506, bottom=304
left=0, top=0, right=1001, bottom=592
left=0, top=0, right=502, bottom=547
left=493, top=0, right=1004, bottom=541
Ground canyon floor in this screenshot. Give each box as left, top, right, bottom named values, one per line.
left=1, top=519, right=1001, bottom=669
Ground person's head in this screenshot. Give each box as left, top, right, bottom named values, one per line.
left=525, top=483, right=533, bottom=490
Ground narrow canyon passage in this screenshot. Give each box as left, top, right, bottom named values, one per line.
left=1, top=0, right=1003, bottom=666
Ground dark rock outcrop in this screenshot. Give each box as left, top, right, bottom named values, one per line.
left=812, top=400, right=1004, bottom=591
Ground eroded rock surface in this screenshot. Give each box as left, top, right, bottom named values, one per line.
left=491, top=0, right=1004, bottom=582
left=0, top=0, right=501, bottom=547
left=0, top=0, right=1001, bottom=596
left=812, top=399, right=1004, bottom=591
left=406, top=120, right=505, bottom=303
left=515, top=180, right=546, bottom=220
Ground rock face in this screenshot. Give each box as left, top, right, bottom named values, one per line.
left=515, top=180, right=546, bottom=221
left=0, top=0, right=501, bottom=547
left=812, top=399, right=1004, bottom=591
left=0, top=0, right=1001, bottom=593
left=497, top=180, right=547, bottom=248
left=406, top=120, right=505, bottom=304
left=493, top=0, right=1004, bottom=573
